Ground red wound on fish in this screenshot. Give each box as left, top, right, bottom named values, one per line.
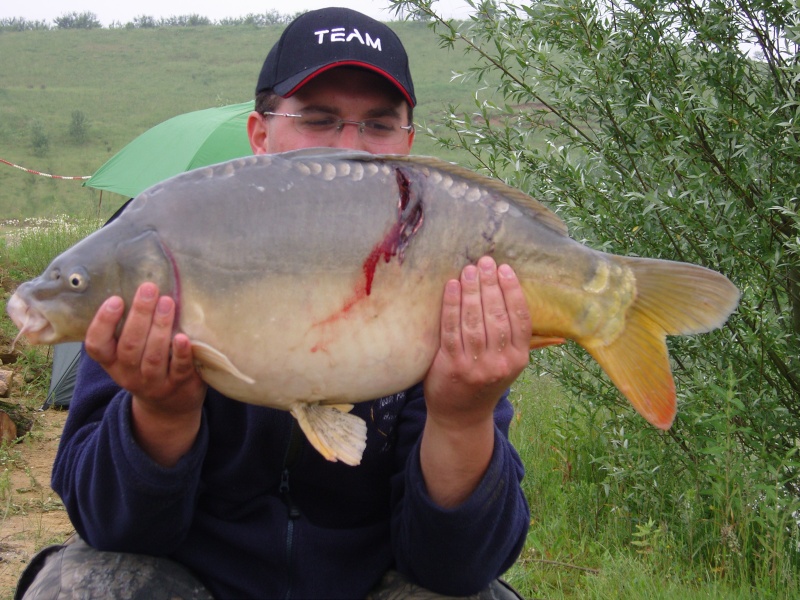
left=396, top=168, right=424, bottom=251
left=315, top=169, right=425, bottom=331
left=312, top=224, right=401, bottom=330
left=362, top=222, right=402, bottom=296
left=362, top=169, right=424, bottom=295
left=397, top=168, right=412, bottom=211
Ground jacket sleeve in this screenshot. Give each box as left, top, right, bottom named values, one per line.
left=50, top=348, right=209, bottom=554
left=390, top=383, right=529, bottom=596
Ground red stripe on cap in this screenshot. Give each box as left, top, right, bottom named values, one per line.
left=284, top=61, right=415, bottom=107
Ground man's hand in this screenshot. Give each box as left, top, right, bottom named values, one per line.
left=421, top=257, right=532, bottom=508
left=85, top=282, right=207, bottom=467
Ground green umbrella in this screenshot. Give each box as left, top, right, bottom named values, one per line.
left=85, top=101, right=255, bottom=198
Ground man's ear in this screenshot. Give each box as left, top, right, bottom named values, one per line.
left=247, top=111, right=269, bottom=155
left=405, top=127, right=415, bottom=153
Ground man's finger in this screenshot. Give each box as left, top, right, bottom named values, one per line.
left=460, top=264, right=486, bottom=360
left=139, top=296, right=176, bottom=378
left=115, top=283, right=159, bottom=365
left=169, top=334, right=198, bottom=381
left=84, top=296, right=125, bottom=364
left=439, top=279, right=463, bottom=357
left=497, top=264, right=533, bottom=350
left=476, top=257, right=512, bottom=354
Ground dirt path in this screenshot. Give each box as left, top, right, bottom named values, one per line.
left=0, top=408, right=72, bottom=599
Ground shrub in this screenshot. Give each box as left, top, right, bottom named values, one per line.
left=68, top=110, right=88, bottom=145
left=53, top=12, right=101, bottom=30
left=392, top=0, right=800, bottom=591
left=30, top=121, right=49, bottom=157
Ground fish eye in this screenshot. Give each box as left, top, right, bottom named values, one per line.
left=67, top=269, right=88, bottom=291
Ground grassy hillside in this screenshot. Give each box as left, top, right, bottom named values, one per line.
left=0, top=22, right=484, bottom=220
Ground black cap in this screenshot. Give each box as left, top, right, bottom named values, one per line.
left=256, top=7, right=415, bottom=107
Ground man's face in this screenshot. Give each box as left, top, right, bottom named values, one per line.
left=248, top=68, right=414, bottom=156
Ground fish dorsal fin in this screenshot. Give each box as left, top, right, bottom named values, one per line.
left=276, top=149, right=569, bottom=237
left=385, top=154, right=568, bottom=237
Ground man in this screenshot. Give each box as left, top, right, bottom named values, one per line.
left=17, top=8, right=530, bottom=599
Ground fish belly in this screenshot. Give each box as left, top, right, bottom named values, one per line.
left=178, top=260, right=444, bottom=409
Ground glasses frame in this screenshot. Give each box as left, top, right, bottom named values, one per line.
left=262, top=111, right=414, bottom=144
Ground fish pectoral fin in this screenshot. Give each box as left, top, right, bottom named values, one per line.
left=530, top=335, right=565, bottom=350
left=290, top=404, right=367, bottom=467
left=584, top=311, right=676, bottom=430
left=191, top=341, right=256, bottom=385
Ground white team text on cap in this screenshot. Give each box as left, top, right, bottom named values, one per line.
left=313, top=28, right=381, bottom=51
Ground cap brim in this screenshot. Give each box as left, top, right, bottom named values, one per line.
left=273, top=61, right=416, bottom=107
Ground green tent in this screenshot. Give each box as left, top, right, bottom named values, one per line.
left=43, top=342, right=82, bottom=409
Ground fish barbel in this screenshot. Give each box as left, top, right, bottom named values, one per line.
left=7, top=149, right=740, bottom=465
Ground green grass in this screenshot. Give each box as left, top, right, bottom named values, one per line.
left=503, top=365, right=800, bottom=599
left=0, top=441, right=20, bottom=503
left=0, top=215, right=103, bottom=279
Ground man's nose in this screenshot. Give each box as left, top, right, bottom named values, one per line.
left=331, top=121, right=368, bottom=150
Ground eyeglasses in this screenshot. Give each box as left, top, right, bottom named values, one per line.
left=263, top=111, right=414, bottom=145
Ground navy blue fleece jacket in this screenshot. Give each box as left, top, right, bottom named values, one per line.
left=51, top=351, right=529, bottom=599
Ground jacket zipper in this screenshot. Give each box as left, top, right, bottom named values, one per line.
left=280, top=421, right=303, bottom=599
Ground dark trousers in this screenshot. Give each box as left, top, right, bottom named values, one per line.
left=16, top=536, right=524, bottom=600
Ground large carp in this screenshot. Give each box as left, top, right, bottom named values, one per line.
left=7, top=149, right=739, bottom=465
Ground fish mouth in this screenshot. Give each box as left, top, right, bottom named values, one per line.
left=6, top=293, right=57, bottom=346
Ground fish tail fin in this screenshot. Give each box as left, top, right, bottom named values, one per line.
left=291, top=403, right=367, bottom=466
left=584, top=310, right=677, bottom=429
left=571, top=258, right=738, bottom=429
left=619, top=257, right=740, bottom=336
left=589, top=258, right=739, bottom=428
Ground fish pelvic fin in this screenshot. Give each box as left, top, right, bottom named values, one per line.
left=582, top=258, right=739, bottom=430
left=191, top=341, right=256, bottom=385
left=290, top=403, right=367, bottom=467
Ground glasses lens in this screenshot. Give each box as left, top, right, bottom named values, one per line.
left=296, top=114, right=339, bottom=134
left=361, top=120, right=401, bottom=141
left=293, top=113, right=410, bottom=145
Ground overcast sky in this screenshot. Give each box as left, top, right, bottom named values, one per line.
left=0, top=0, right=473, bottom=26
